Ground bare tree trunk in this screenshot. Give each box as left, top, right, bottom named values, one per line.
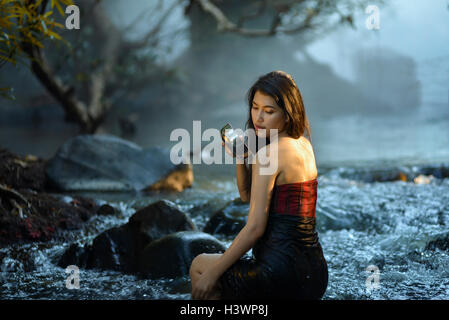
left=22, top=42, right=93, bottom=132
left=19, top=0, right=183, bottom=133
left=20, top=0, right=120, bottom=133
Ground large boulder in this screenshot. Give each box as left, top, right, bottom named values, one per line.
left=58, top=200, right=196, bottom=273
left=45, top=134, right=193, bottom=192
left=128, top=199, right=197, bottom=241
left=138, top=231, right=226, bottom=279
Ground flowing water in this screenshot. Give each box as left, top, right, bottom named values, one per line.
left=1, top=159, right=449, bottom=300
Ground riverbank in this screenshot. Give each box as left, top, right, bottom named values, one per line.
left=0, top=148, right=100, bottom=246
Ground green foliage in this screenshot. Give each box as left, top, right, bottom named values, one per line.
left=0, top=0, right=72, bottom=67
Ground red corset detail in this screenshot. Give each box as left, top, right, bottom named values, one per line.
left=269, top=178, right=318, bottom=218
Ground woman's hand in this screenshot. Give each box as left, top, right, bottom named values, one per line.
left=191, top=269, right=220, bottom=300
left=222, top=137, right=248, bottom=160
left=222, top=140, right=234, bottom=157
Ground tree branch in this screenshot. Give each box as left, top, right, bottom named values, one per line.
left=236, top=0, right=268, bottom=28
left=193, top=0, right=338, bottom=37
left=121, top=0, right=185, bottom=52
left=21, top=42, right=91, bottom=130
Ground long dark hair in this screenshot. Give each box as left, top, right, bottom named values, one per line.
left=244, top=70, right=312, bottom=191
left=245, top=70, right=311, bottom=141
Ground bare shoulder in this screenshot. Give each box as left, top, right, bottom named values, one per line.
left=275, top=136, right=317, bottom=182
left=276, top=136, right=313, bottom=156
left=253, top=138, right=303, bottom=162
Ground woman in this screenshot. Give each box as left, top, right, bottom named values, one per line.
left=190, top=70, right=328, bottom=300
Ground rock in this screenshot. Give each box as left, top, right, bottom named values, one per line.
left=414, top=164, right=449, bottom=180
left=203, top=211, right=245, bottom=237
left=45, top=134, right=193, bottom=192
left=58, top=199, right=197, bottom=273
left=58, top=243, right=89, bottom=269
left=143, top=163, right=193, bottom=193
left=413, top=174, right=434, bottom=184
left=138, top=231, right=226, bottom=279
left=326, top=166, right=412, bottom=183
left=128, top=200, right=197, bottom=241
left=425, top=232, right=449, bottom=252
left=58, top=224, right=147, bottom=272
left=203, top=198, right=248, bottom=237
left=324, top=162, right=449, bottom=183
left=367, top=254, right=386, bottom=271
left=97, top=204, right=116, bottom=216
left=87, top=225, right=138, bottom=272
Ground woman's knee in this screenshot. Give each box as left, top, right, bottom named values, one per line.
left=190, top=253, right=206, bottom=275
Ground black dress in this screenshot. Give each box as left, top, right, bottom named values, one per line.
left=218, top=178, right=328, bottom=300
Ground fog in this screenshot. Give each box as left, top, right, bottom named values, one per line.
left=1, top=0, right=448, bottom=166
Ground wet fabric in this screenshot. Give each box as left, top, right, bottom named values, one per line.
left=218, top=178, right=328, bottom=300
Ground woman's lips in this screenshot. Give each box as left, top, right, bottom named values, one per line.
left=255, top=125, right=265, bottom=130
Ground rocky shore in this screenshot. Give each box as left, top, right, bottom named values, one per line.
left=0, top=148, right=99, bottom=245
left=0, top=134, right=194, bottom=247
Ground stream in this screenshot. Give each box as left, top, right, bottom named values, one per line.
left=1, top=158, right=448, bottom=300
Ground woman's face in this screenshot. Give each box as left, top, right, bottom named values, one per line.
left=251, top=90, right=287, bottom=138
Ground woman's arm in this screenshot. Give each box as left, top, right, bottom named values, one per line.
left=208, top=145, right=278, bottom=279
left=222, top=140, right=251, bottom=202
left=236, top=162, right=251, bottom=202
